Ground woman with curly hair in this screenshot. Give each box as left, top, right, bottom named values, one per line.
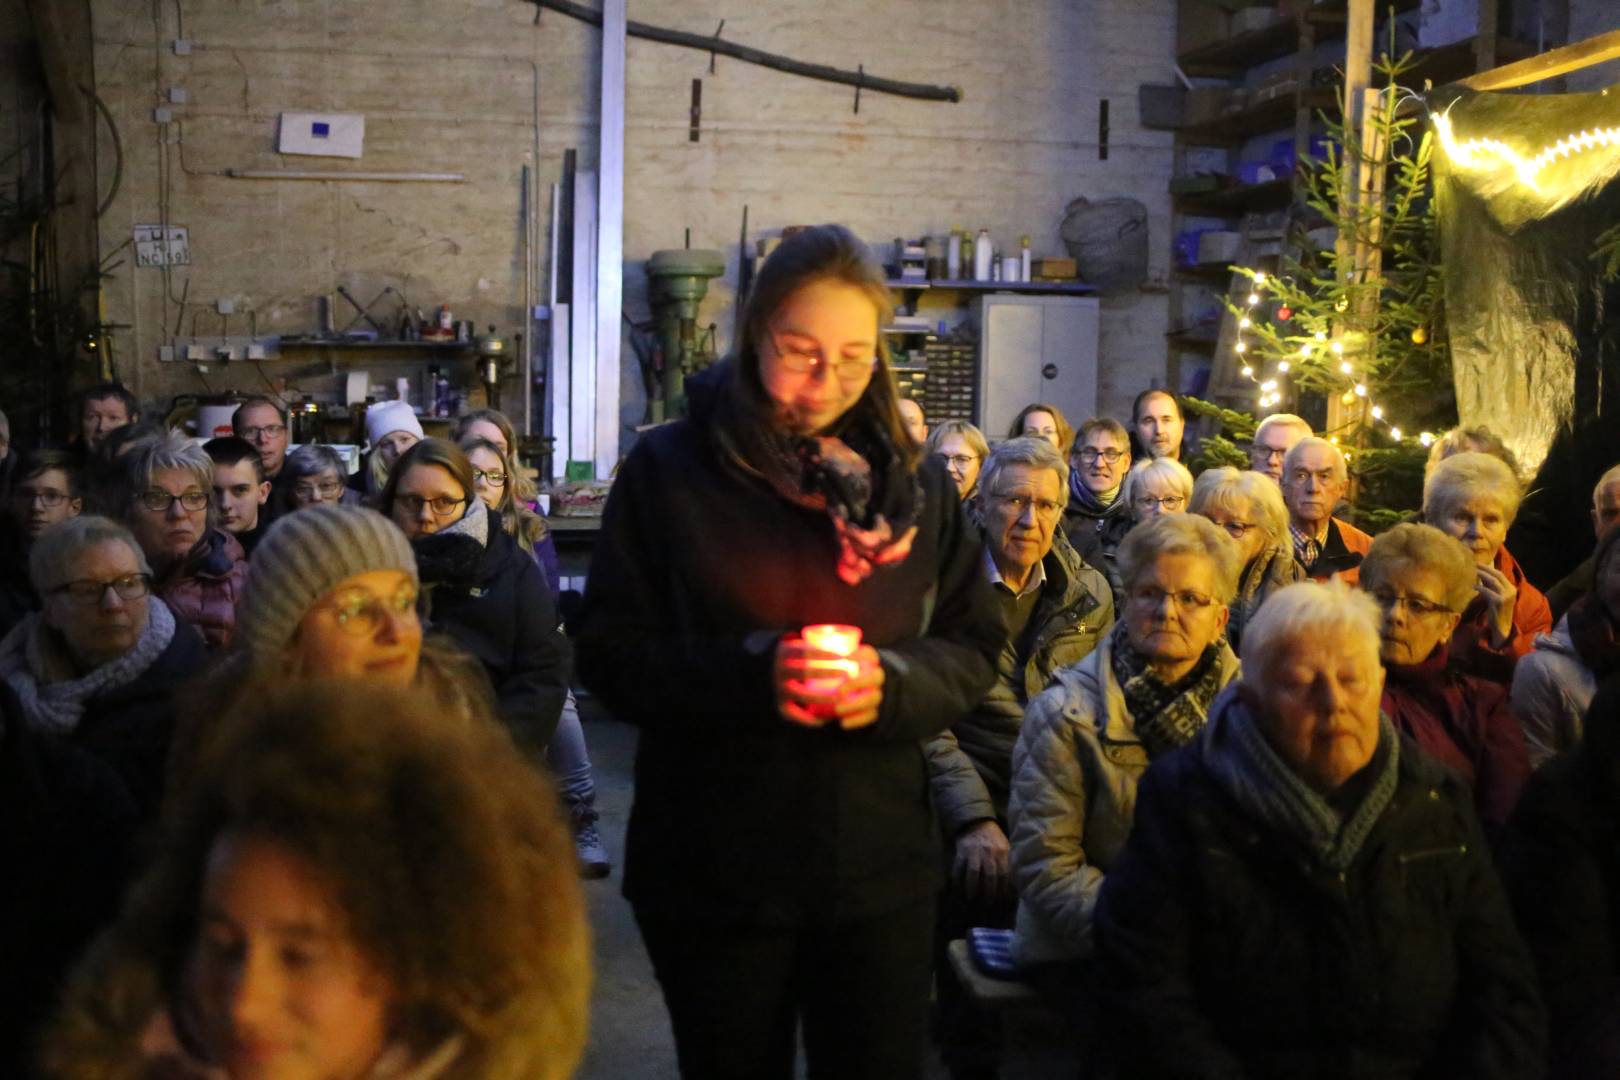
left=42, top=680, right=591, bottom=1080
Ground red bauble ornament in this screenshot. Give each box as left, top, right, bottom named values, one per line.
left=1276, top=305, right=1293, bottom=321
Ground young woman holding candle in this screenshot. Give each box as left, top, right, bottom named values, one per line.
left=573, top=224, right=1002, bottom=1080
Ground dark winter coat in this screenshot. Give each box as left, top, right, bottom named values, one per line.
left=414, top=510, right=569, bottom=753
left=1095, top=694, right=1546, bottom=1079
left=573, top=364, right=1003, bottom=927
left=44, top=622, right=210, bottom=822
left=1062, top=495, right=1132, bottom=607
left=1383, top=642, right=1531, bottom=832
left=924, top=538, right=1113, bottom=837
left=1500, top=678, right=1620, bottom=1079
left=0, top=713, right=137, bottom=1079
left=154, top=528, right=247, bottom=651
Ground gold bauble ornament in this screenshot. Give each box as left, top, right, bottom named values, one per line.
left=1411, top=326, right=1428, bottom=344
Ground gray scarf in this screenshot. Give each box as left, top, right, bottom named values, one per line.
left=1201, top=683, right=1400, bottom=872
left=445, top=493, right=490, bottom=547
left=0, top=599, right=178, bottom=734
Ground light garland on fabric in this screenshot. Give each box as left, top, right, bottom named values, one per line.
left=1229, top=269, right=1434, bottom=448
left=1432, top=109, right=1620, bottom=193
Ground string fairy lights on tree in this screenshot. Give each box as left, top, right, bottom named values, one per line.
left=1185, top=46, right=1457, bottom=528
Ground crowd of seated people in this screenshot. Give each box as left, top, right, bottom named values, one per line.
left=8, top=307, right=1620, bottom=1080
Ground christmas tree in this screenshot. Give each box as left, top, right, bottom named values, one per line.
left=1186, top=45, right=1453, bottom=531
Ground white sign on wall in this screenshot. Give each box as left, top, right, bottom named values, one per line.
left=134, top=225, right=190, bottom=267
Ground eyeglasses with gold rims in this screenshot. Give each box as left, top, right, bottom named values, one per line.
left=766, top=331, right=876, bottom=381
left=51, top=573, right=152, bottom=606
left=314, top=581, right=420, bottom=637
left=1129, top=585, right=1216, bottom=611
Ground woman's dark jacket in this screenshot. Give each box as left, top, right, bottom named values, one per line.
left=1500, top=677, right=1620, bottom=1078
left=573, top=367, right=1003, bottom=926
left=1096, top=721, right=1545, bottom=1079
left=414, top=511, right=569, bottom=753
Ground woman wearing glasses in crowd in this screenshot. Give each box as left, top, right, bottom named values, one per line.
left=573, top=225, right=1002, bottom=1079
left=0, top=515, right=207, bottom=818
left=119, top=433, right=249, bottom=652
left=1188, top=467, right=1305, bottom=652
left=924, top=419, right=989, bottom=501
left=459, top=433, right=610, bottom=878
left=379, top=439, right=570, bottom=753
left=1006, top=514, right=1239, bottom=1029
left=169, top=503, right=505, bottom=797
left=1360, top=523, right=1530, bottom=833
left=278, top=444, right=362, bottom=516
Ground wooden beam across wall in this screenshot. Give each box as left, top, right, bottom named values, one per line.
left=1460, top=28, right=1620, bottom=91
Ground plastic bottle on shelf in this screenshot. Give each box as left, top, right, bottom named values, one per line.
left=961, top=232, right=974, bottom=280
left=973, top=228, right=993, bottom=281
left=946, top=227, right=962, bottom=279
left=1020, top=235, right=1032, bottom=283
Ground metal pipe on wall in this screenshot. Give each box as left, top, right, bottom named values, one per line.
left=594, top=0, right=626, bottom=478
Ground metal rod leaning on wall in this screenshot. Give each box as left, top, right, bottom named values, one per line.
left=525, top=0, right=963, bottom=104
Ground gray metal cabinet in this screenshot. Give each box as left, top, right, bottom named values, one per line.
left=974, top=294, right=1100, bottom=440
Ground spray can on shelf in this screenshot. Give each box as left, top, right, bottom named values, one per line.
left=973, top=229, right=993, bottom=281
left=1020, top=236, right=1032, bottom=283
left=946, top=227, right=963, bottom=279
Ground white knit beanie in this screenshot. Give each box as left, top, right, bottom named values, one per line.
left=364, top=400, right=425, bottom=449
left=237, top=505, right=418, bottom=660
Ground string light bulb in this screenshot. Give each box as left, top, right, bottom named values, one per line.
left=1239, top=317, right=1252, bottom=329
left=1370, top=405, right=1383, bottom=419
left=1261, top=379, right=1278, bottom=392
left=1235, top=342, right=1247, bottom=353
left=1277, top=360, right=1290, bottom=372
left=1314, top=331, right=1327, bottom=342
left=1241, top=365, right=1254, bottom=378
left=1354, top=383, right=1368, bottom=397
left=1331, top=341, right=1345, bottom=355
left=1419, top=431, right=1435, bottom=447
left=1339, top=361, right=1353, bottom=374
left=1247, top=293, right=1261, bottom=306
left=1390, top=427, right=1402, bottom=441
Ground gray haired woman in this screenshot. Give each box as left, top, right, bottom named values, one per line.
left=0, top=515, right=208, bottom=817
left=1007, top=513, right=1241, bottom=974
left=1190, top=466, right=1305, bottom=651
left=1094, top=582, right=1544, bottom=1077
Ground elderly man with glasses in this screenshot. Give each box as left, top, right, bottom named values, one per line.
left=1281, top=436, right=1372, bottom=585
left=924, top=435, right=1114, bottom=1077
left=0, top=514, right=207, bottom=819
left=1248, top=413, right=1311, bottom=484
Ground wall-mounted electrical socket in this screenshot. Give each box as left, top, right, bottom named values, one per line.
left=216, top=298, right=235, bottom=315
left=172, top=39, right=192, bottom=55
left=168, top=87, right=188, bottom=104
left=164, top=336, right=278, bottom=361
left=153, top=107, right=173, bottom=124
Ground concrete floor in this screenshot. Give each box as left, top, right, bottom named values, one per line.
left=574, top=699, right=1085, bottom=1080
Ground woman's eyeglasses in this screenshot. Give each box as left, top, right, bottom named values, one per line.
left=294, top=479, right=345, bottom=501
left=51, top=573, right=152, bottom=606
left=473, top=469, right=508, bottom=488
left=1370, top=590, right=1452, bottom=618
left=1133, top=494, right=1185, bottom=511
left=768, top=332, right=875, bottom=381
left=396, top=494, right=467, bottom=516
left=1129, top=585, right=1215, bottom=611
left=138, top=490, right=209, bottom=513
left=318, top=583, right=420, bottom=636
